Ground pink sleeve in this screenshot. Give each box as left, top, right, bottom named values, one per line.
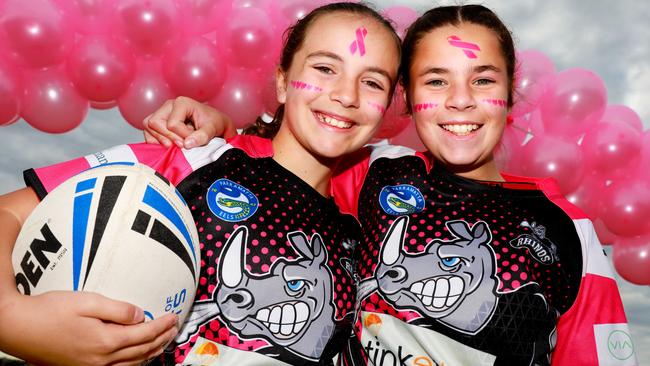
left=26, top=143, right=193, bottom=198
left=330, top=148, right=372, bottom=219
left=551, top=219, right=637, bottom=365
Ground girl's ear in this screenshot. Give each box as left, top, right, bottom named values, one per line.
left=276, top=68, right=288, bottom=104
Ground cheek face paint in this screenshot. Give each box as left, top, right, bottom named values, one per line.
left=349, top=27, right=368, bottom=56
left=367, top=101, right=386, bottom=114
left=290, top=80, right=323, bottom=92
left=447, top=35, right=481, bottom=59
left=482, top=99, right=507, bottom=108
left=413, top=102, right=439, bottom=112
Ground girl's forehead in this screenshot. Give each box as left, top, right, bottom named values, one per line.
left=413, top=23, right=504, bottom=67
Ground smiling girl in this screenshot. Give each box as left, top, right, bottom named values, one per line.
left=0, top=3, right=400, bottom=365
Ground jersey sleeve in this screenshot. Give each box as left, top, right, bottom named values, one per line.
left=551, top=218, right=637, bottom=365
left=24, top=138, right=233, bottom=199
left=330, top=148, right=372, bottom=219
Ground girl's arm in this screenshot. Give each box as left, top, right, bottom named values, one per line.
left=0, top=188, right=178, bottom=366
left=143, top=96, right=237, bottom=149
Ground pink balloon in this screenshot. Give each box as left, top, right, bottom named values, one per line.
left=613, top=235, right=650, bottom=285
left=0, top=0, right=75, bottom=68
left=21, top=66, right=89, bottom=133
left=273, top=0, right=326, bottom=31
left=390, top=121, right=425, bottom=151
left=374, top=86, right=410, bottom=139
left=581, top=121, right=642, bottom=179
left=66, top=35, right=136, bottom=102
left=382, top=6, right=419, bottom=39
left=539, top=68, right=607, bottom=138
left=178, top=0, right=233, bottom=35
left=113, top=0, right=181, bottom=55
left=520, top=135, right=585, bottom=194
left=260, top=72, right=280, bottom=115
left=90, top=100, right=118, bottom=110
left=565, top=174, right=609, bottom=220
left=219, top=6, right=278, bottom=72
left=0, top=58, right=22, bottom=125
left=600, top=174, right=650, bottom=237
left=638, top=131, right=650, bottom=176
left=511, top=50, right=556, bottom=118
left=600, top=104, right=644, bottom=132
left=593, top=218, right=619, bottom=246
left=118, top=59, right=174, bottom=130
left=57, top=0, right=115, bottom=35
left=162, top=37, right=227, bottom=102
left=208, top=67, right=265, bottom=129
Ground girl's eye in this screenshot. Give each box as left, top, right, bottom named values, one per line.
left=473, top=78, right=495, bottom=86
left=426, top=79, right=446, bottom=87
left=441, top=257, right=461, bottom=268
left=314, top=66, right=334, bottom=74
left=364, top=80, right=384, bottom=91
left=287, top=279, right=305, bottom=291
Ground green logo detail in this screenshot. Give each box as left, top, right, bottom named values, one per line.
left=607, top=330, right=635, bottom=360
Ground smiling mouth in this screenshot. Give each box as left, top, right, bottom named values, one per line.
left=255, top=301, right=310, bottom=339
left=315, top=112, right=353, bottom=129
left=440, top=123, right=480, bottom=136
left=408, top=275, right=465, bottom=312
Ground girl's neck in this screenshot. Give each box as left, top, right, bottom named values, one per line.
left=438, top=157, right=505, bottom=182
left=271, top=128, right=338, bottom=197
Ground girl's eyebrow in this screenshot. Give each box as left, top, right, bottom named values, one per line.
left=418, top=64, right=501, bottom=77
left=474, top=65, right=501, bottom=73
left=307, top=51, right=343, bottom=62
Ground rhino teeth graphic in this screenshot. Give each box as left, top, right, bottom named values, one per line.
left=255, top=301, right=310, bottom=338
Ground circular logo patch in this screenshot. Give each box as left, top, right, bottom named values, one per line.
left=379, top=184, right=425, bottom=215
left=207, top=179, right=259, bottom=222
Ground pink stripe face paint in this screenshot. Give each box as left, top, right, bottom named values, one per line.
left=447, top=35, right=481, bottom=59
left=349, top=27, right=368, bottom=56
left=413, top=102, right=438, bottom=112
left=482, top=99, right=507, bottom=108
left=290, top=80, right=322, bottom=92
left=367, top=101, right=386, bottom=114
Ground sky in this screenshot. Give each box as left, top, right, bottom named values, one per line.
left=0, top=0, right=648, bottom=362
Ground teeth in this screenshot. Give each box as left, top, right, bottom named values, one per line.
left=409, top=276, right=465, bottom=310
left=317, top=113, right=353, bottom=129
left=255, top=302, right=310, bottom=338
left=441, top=124, right=479, bottom=135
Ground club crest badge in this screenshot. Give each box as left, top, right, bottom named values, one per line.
left=379, top=184, right=425, bottom=215
left=206, top=179, right=259, bottom=222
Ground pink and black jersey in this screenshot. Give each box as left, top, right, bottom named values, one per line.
left=24, top=135, right=361, bottom=366
left=331, top=145, right=636, bottom=366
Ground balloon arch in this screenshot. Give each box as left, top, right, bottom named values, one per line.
left=0, top=0, right=648, bottom=285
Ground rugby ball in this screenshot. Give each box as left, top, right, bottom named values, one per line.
left=12, top=163, right=200, bottom=326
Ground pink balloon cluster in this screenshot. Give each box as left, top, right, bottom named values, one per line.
left=0, top=1, right=647, bottom=284
left=0, top=0, right=311, bottom=131
left=492, top=50, right=649, bottom=285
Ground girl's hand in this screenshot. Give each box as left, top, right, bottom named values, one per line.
left=143, top=96, right=237, bottom=149
left=0, top=291, right=178, bottom=366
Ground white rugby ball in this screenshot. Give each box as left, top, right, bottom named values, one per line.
left=12, top=163, right=200, bottom=325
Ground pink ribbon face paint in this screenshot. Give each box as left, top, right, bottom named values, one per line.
left=482, top=99, right=507, bottom=108
left=367, top=101, right=386, bottom=114
left=290, top=80, right=322, bottom=92
left=349, top=27, right=368, bottom=56
left=413, top=102, right=438, bottom=112
left=447, top=35, right=481, bottom=59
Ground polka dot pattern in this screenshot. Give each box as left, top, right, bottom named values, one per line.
left=171, top=148, right=360, bottom=364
